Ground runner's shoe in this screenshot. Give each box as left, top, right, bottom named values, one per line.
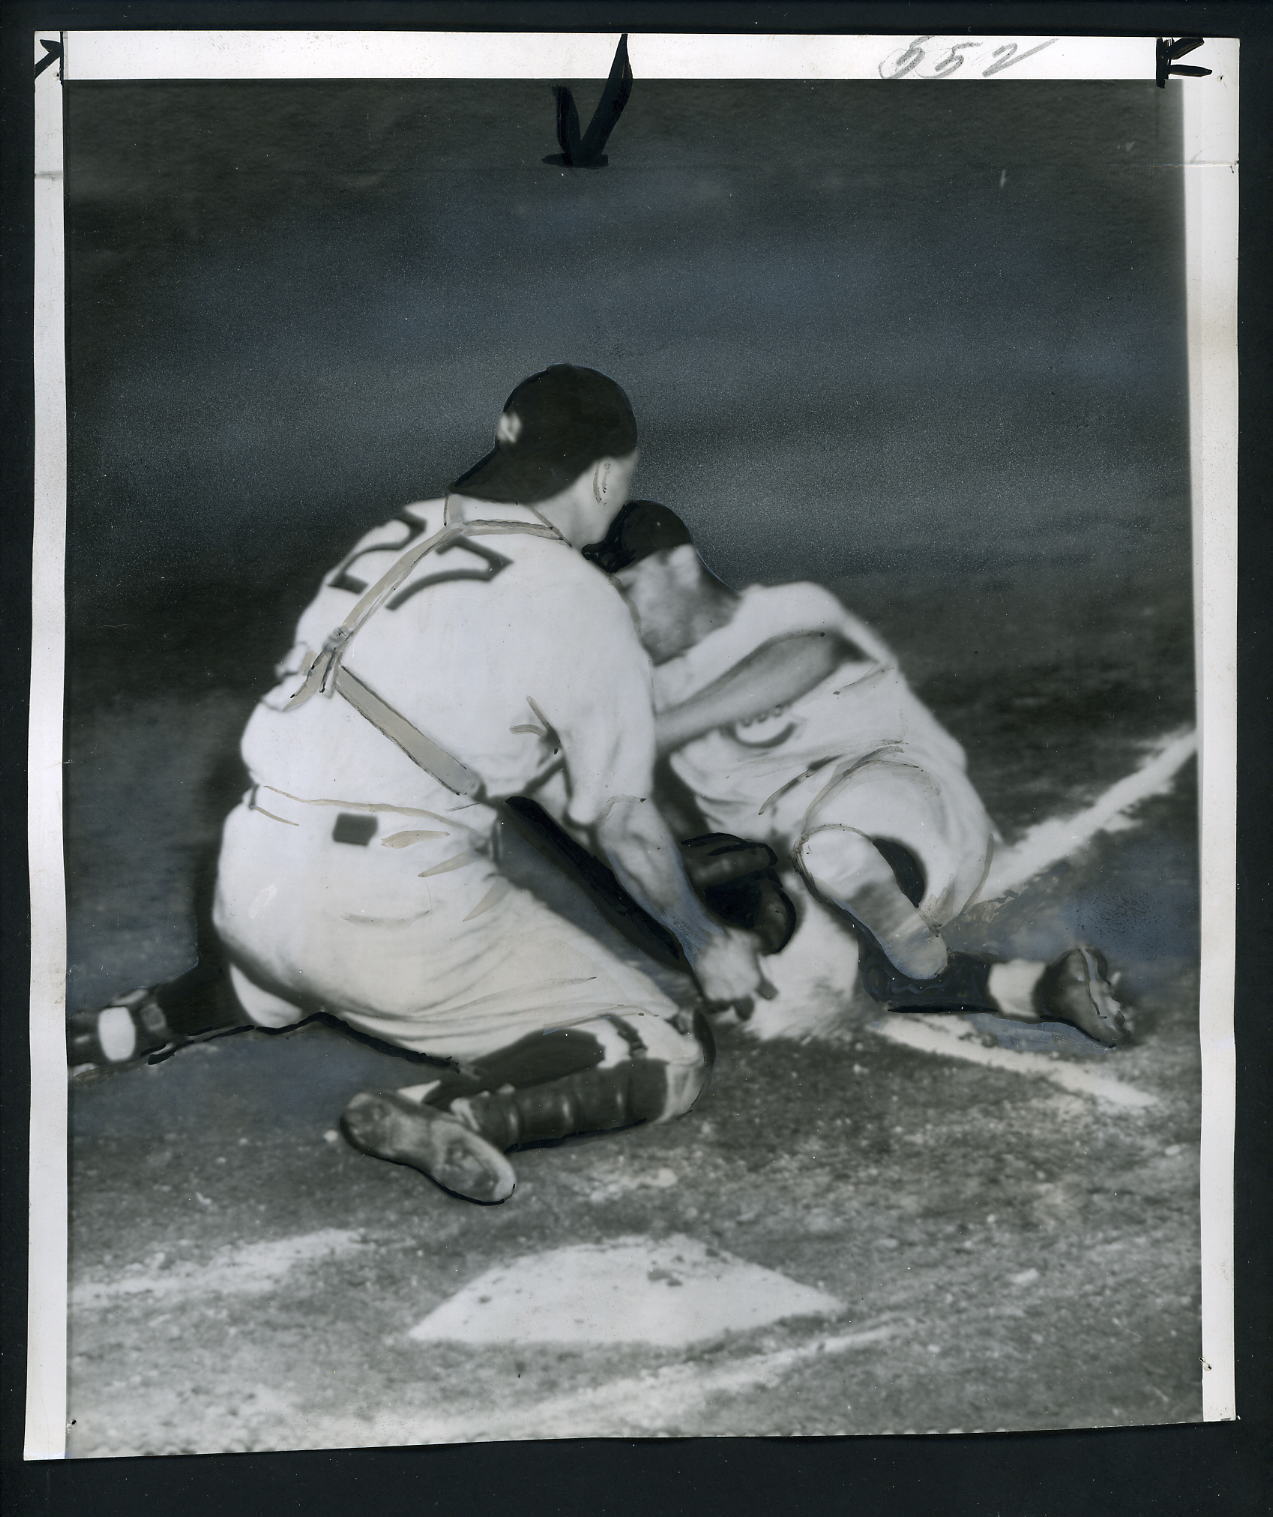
left=341, top=1090, right=517, bottom=1204
left=1033, top=946, right=1130, bottom=1047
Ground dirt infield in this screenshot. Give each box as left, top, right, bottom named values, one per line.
left=60, top=567, right=1203, bottom=1453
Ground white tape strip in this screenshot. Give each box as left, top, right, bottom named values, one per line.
left=983, top=730, right=1198, bottom=899
left=25, top=37, right=69, bottom=1464
left=872, top=1014, right=1157, bottom=1110
left=62, top=31, right=1156, bottom=83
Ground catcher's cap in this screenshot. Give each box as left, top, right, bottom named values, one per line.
left=582, top=499, right=692, bottom=574
left=451, top=365, right=637, bottom=505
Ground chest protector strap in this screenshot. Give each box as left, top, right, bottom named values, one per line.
left=285, top=517, right=561, bottom=801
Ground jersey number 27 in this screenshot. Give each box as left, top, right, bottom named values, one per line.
left=329, top=510, right=512, bottom=606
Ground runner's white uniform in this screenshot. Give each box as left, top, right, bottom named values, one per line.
left=214, top=498, right=687, bottom=1062
left=653, top=583, right=996, bottom=927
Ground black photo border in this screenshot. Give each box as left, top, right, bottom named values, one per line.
left=2, top=3, right=1269, bottom=1512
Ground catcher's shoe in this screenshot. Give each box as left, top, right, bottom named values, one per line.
left=1033, top=946, right=1130, bottom=1047
left=67, top=987, right=183, bottom=1075
left=341, top=1090, right=517, bottom=1205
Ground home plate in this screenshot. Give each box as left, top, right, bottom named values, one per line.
left=408, top=1235, right=842, bottom=1348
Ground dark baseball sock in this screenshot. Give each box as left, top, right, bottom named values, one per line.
left=858, top=939, right=996, bottom=1012
left=146, top=836, right=256, bottom=1040
left=152, top=959, right=251, bottom=1040
left=857, top=837, right=997, bottom=1013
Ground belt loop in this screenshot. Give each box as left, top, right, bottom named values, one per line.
left=332, top=812, right=378, bottom=847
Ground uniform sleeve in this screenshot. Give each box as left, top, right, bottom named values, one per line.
left=745, top=584, right=894, bottom=665
left=528, top=568, right=657, bottom=830
left=654, top=584, right=890, bottom=711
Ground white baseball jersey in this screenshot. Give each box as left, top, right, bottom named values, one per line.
left=240, top=498, right=656, bottom=831
left=214, top=497, right=679, bottom=1059
left=653, top=583, right=976, bottom=846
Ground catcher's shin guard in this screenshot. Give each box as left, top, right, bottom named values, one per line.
left=441, top=1011, right=714, bottom=1150
left=341, top=1012, right=714, bottom=1202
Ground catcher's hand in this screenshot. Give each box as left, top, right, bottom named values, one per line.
left=679, top=833, right=798, bottom=958
left=688, top=927, right=768, bottom=1020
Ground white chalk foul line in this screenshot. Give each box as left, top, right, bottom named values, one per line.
left=377, top=1321, right=903, bottom=1445
left=983, top=728, right=1197, bottom=898
left=872, top=1014, right=1156, bottom=1109
left=71, top=1227, right=364, bottom=1310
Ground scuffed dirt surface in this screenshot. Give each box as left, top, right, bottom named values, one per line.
left=63, top=574, right=1202, bottom=1454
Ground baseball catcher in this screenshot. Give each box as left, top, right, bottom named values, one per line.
left=68, top=367, right=770, bottom=1205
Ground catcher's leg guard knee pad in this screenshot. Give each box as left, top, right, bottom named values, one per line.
left=624, top=1007, right=714, bottom=1124
left=436, top=1010, right=713, bottom=1151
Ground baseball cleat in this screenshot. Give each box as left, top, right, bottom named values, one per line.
left=67, top=987, right=181, bottom=1076
left=842, top=879, right=948, bottom=982
left=1033, top=946, right=1130, bottom=1047
left=341, top=1090, right=517, bottom=1204
left=797, top=829, right=947, bottom=981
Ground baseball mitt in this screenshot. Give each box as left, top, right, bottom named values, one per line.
left=679, top=834, right=798, bottom=956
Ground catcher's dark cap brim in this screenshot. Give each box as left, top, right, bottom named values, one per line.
left=452, top=444, right=585, bottom=506
left=451, top=364, right=637, bottom=505
left=582, top=499, right=693, bottom=574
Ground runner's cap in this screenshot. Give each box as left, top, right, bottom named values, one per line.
left=582, top=499, right=693, bottom=573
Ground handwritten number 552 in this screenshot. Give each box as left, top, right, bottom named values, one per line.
left=898, top=39, right=977, bottom=78
left=880, top=37, right=1057, bottom=80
